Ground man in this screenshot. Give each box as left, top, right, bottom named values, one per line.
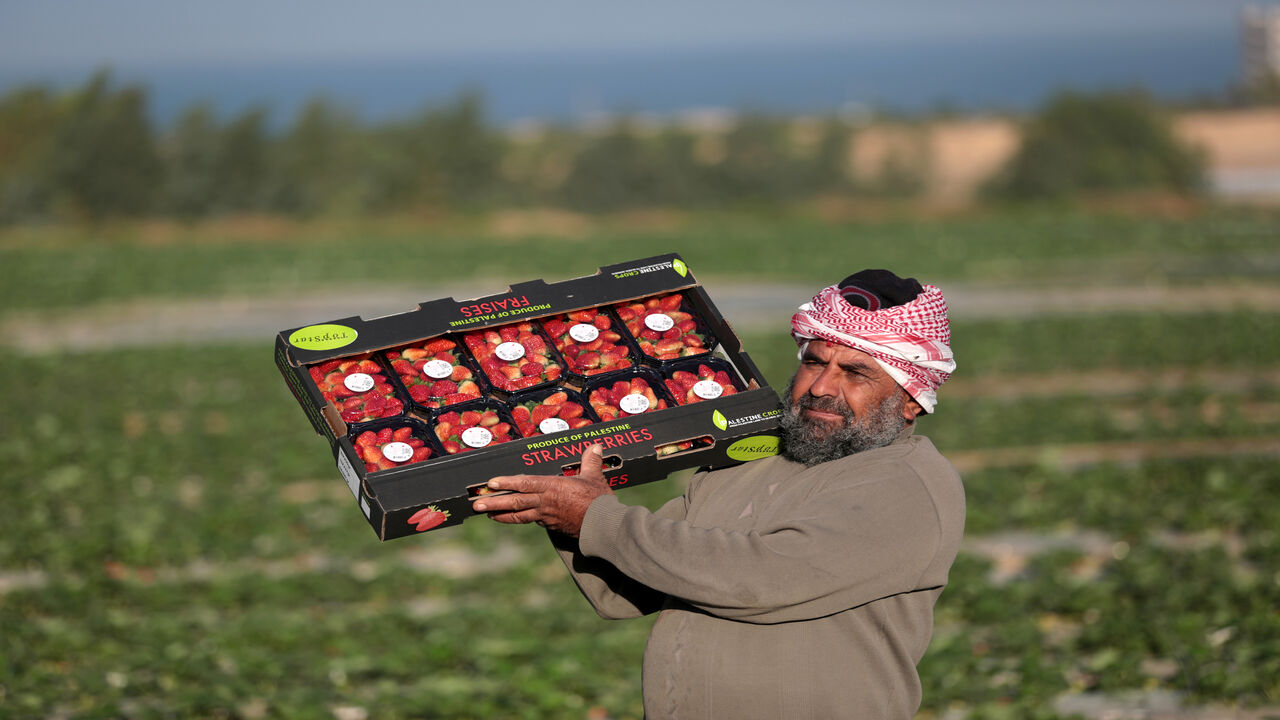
left=472, top=270, right=964, bottom=719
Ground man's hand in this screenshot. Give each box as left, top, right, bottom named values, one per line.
left=471, top=444, right=613, bottom=538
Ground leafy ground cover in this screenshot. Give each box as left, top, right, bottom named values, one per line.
left=2, top=207, right=1278, bottom=718
left=1, top=207, right=1277, bottom=311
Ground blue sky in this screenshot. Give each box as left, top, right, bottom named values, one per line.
left=0, top=0, right=1266, bottom=71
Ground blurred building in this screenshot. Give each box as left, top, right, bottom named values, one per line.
left=1241, top=4, right=1280, bottom=83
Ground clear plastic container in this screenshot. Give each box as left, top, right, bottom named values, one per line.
left=540, top=307, right=639, bottom=380
left=613, top=291, right=715, bottom=362
left=350, top=419, right=441, bottom=473
left=384, top=336, right=485, bottom=411
left=429, top=399, right=518, bottom=455
left=463, top=322, right=566, bottom=394
left=307, top=355, right=405, bottom=425
left=584, top=368, right=675, bottom=423
left=508, top=386, right=599, bottom=439
left=661, top=357, right=745, bottom=406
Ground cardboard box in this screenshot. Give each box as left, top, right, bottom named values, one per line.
left=275, top=254, right=784, bottom=541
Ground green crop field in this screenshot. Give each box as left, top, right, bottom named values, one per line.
left=2, top=207, right=1278, bottom=719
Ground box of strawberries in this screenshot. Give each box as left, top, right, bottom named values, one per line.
left=275, top=254, right=784, bottom=541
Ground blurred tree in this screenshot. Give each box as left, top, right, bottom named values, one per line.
left=560, top=119, right=684, bottom=211
left=985, top=91, right=1206, bottom=200
left=374, top=93, right=502, bottom=212
left=45, top=71, right=163, bottom=219
left=0, top=86, right=64, bottom=221
left=268, top=98, right=367, bottom=216
left=210, top=107, right=271, bottom=213
left=159, top=104, right=221, bottom=218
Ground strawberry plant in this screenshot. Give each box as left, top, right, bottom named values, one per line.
left=541, top=308, right=635, bottom=377
left=352, top=425, right=433, bottom=472
left=385, top=337, right=482, bottom=409
left=464, top=322, right=564, bottom=392
left=308, top=356, right=404, bottom=424
left=614, top=292, right=711, bottom=361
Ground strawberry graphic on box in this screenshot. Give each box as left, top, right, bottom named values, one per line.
left=510, top=389, right=597, bottom=438
left=407, top=505, right=450, bottom=532
left=463, top=322, right=564, bottom=393
left=353, top=425, right=434, bottom=472
left=308, top=357, right=404, bottom=424
left=541, top=308, right=636, bottom=378
left=665, top=362, right=741, bottom=406
left=432, top=405, right=515, bottom=455
left=385, top=337, right=483, bottom=410
left=614, top=292, right=712, bottom=361
left=587, top=375, right=670, bottom=423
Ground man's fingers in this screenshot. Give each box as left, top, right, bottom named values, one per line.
left=472, top=490, right=541, bottom=514
left=487, top=474, right=551, bottom=493
left=579, top=443, right=605, bottom=477
left=487, top=509, right=541, bottom=525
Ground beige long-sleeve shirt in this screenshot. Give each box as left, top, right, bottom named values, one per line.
left=552, top=428, right=965, bottom=719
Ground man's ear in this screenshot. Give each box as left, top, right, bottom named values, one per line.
left=902, top=394, right=924, bottom=423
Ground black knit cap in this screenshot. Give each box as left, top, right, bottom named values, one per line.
left=837, top=269, right=924, bottom=311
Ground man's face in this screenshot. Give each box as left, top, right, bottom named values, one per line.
left=780, top=340, right=924, bottom=466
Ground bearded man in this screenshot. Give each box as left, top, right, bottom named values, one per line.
left=473, top=270, right=964, bottom=719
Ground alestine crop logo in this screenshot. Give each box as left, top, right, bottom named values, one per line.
left=672, top=259, right=689, bottom=277
left=288, top=324, right=358, bottom=351
left=712, top=409, right=729, bottom=431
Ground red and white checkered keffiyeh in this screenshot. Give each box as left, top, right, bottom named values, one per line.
left=791, top=284, right=956, bottom=412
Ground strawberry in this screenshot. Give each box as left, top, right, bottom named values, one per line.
left=588, top=376, right=667, bottom=420
left=671, top=363, right=739, bottom=405
left=540, top=308, right=634, bottom=377
left=512, top=391, right=594, bottom=438
left=407, top=505, right=450, bottom=532
left=387, top=340, right=480, bottom=410
left=614, top=293, right=711, bottom=361
left=435, top=405, right=515, bottom=454
left=311, top=356, right=403, bottom=424
left=465, top=322, right=562, bottom=392
left=357, top=424, right=433, bottom=472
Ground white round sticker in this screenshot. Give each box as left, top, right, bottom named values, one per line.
left=619, top=392, right=651, bottom=415
left=344, top=372, right=375, bottom=392
left=495, top=341, right=526, bottom=362
left=693, top=379, right=725, bottom=400
left=569, top=323, right=600, bottom=343
left=423, top=359, right=453, bottom=379
left=538, top=417, right=570, bottom=434
left=644, top=313, right=675, bottom=332
left=381, top=441, right=414, bottom=463
left=461, top=426, right=493, bottom=448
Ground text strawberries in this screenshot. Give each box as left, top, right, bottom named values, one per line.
left=386, top=337, right=482, bottom=409
left=354, top=425, right=433, bottom=472
left=614, top=292, right=711, bottom=361
left=433, top=407, right=514, bottom=455
left=464, top=322, right=563, bottom=392
left=541, top=309, right=634, bottom=377
left=309, top=357, right=404, bottom=424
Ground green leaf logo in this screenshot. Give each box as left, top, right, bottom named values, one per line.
left=672, top=259, right=689, bottom=277
left=288, top=324, right=359, bottom=351
left=712, top=410, right=728, bottom=431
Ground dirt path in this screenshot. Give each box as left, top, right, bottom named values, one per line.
left=3, top=281, right=1278, bottom=354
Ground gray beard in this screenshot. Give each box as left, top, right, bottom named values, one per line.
left=779, top=375, right=909, bottom=467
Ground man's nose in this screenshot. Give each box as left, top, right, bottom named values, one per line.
left=807, top=364, right=841, bottom=398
